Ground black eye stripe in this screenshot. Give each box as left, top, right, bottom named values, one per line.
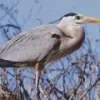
left=50, top=12, right=81, bottom=23
left=63, top=12, right=77, bottom=17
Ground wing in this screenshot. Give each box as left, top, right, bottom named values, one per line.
left=0, top=24, right=62, bottom=63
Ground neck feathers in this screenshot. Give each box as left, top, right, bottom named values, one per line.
left=57, top=18, right=85, bottom=40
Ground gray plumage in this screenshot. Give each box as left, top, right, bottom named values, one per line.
left=0, top=12, right=99, bottom=68
left=0, top=23, right=84, bottom=67
left=0, top=25, right=60, bottom=65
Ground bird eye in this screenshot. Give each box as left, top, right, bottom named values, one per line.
left=75, top=15, right=80, bottom=20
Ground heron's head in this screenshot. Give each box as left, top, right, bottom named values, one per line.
left=58, top=12, right=100, bottom=25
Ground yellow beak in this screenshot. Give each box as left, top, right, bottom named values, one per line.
left=84, top=17, right=100, bottom=23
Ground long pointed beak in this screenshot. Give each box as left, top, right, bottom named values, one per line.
left=84, top=17, right=100, bottom=23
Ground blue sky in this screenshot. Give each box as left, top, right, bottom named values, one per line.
left=1, top=0, right=100, bottom=39
left=14, top=0, right=100, bottom=43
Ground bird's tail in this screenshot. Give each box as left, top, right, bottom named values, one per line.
left=0, top=59, right=16, bottom=67
left=0, top=48, right=13, bottom=67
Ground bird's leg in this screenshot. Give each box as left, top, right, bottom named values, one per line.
left=35, top=62, right=42, bottom=100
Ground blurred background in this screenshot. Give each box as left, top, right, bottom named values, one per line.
left=0, top=0, right=100, bottom=100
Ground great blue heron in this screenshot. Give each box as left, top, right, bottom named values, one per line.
left=0, top=12, right=100, bottom=96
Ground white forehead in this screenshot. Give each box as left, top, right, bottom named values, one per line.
left=62, top=16, right=75, bottom=22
